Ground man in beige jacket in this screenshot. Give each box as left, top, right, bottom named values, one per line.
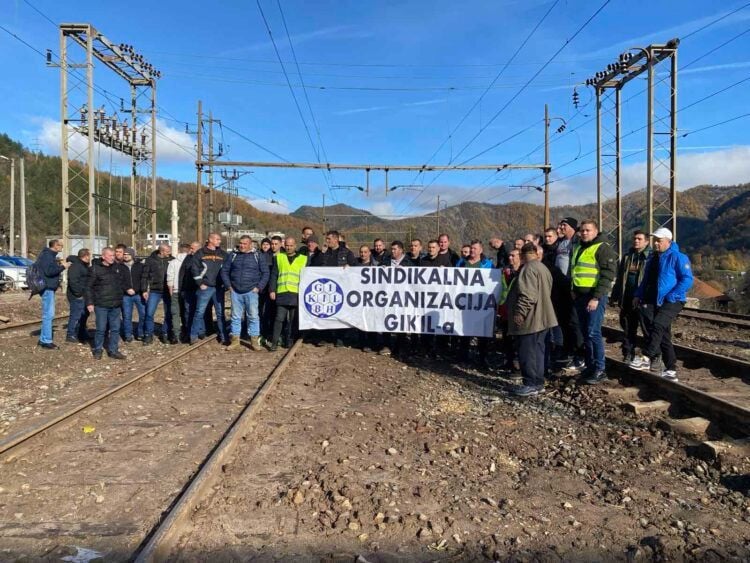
left=506, top=242, right=558, bottom=396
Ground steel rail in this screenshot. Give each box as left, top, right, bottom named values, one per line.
left=0, top=337, right=214, bottom=455
left=134, top=339, right=303, bottom=562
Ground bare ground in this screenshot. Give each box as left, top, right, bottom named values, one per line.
left=170, top=344, right=750, bottom=562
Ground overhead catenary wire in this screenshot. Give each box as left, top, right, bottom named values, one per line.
left=406, top=0, right=560, bottom=177
left=396, top=0, right=613, bottom=216
left=275, top=0, right=336, bottom=192
left=255, top=0, right=335, bottom=200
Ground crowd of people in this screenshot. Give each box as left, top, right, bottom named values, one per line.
left=34, top=216, right=693, bottom=397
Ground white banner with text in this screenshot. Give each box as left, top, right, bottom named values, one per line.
left=298, top=266, right=501, bottom=337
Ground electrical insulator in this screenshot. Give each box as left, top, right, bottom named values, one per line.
left=132, top=128, right=137, bottom=143
left=141, top=133, right=147, bottom=146
left=572, top=89, right=580, bottom=108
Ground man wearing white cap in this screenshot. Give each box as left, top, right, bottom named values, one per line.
left=630, top=227, right=693, bottom=381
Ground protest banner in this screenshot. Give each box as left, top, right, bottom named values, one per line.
left=298, top=266, right=502, bottom=337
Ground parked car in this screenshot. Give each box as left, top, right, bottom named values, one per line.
left=0, top=258, right=28, bottom=289
left=0, top=255, right=33, bottom=267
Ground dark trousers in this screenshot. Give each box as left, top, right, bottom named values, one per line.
left=259, top=292, right=274, bottom=339
left=180, top=290, right=196, bottom=340
left=66, top=295, right=89, bottom=341
left=272, top=304, right=297, bottom=346
left=516, top=329, right=549, bottom=387
left=458, top=336, right=489, bottom=360
left=619, top=302, right=641, bottom=358
left=640, top=301, right=682, bottom=370
left=94, top=305, right=121, bottom=355
left=500, top=320, right=515, bottom=368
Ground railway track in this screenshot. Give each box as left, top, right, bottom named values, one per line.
left=0, top=339, right=302, bottom=560
left=600, top=325, right=750, bottom=436
left=0, top=314, right=69, bottom=332
left=679, top=307, right=750, bottom=328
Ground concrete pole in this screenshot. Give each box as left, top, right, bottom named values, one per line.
left=86, top=30, right=96, bottom=253
left=196, top=100, right=203, bottom=242
left=544, top=103, right=550, bottom=228
left=19, top=157, right=27, bottom=258
left=8, top=159, right=14, bottom=255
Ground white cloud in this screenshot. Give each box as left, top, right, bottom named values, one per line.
left=34, top=116, right=195, bottom=166
left=550, top=145, right=750, bottom=205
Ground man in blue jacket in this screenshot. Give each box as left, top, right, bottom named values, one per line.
left=630, top=228, right=693, bottom=381
left=189, top=232, right=228, bottom=345
left=222, top=235, right=270, bottom=351
left=36, top=239, right=71, bottom=349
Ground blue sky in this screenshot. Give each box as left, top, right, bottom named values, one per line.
left=2, top=0, right=750, bottom=219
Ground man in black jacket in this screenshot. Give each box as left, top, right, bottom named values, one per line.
left=178, top=241, right=200, bottom=342
left=189, top=233, right=229, bottom=344
left=85, top=247, right=133, bottom=360
left=318, top=231, right=357, bottom=346
left=36, top=239, right=71, bottom=349
left=121, top=247, right=146, bottom=342
left=141, top=243, right=174, bottom=345
left=65, top=248, right=91, bottom=343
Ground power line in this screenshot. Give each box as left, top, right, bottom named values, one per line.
left=405, top=0, right=560, bottom=174
left=276, top=0, right=336, bottom=188
left=221, top=122, right=291, bottom=163
left=396, top=0, right=612, bottom=216
left=255, top=0, right=334, bottom=200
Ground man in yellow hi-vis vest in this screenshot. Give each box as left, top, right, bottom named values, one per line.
left=570, top=220, right=618, bottom=384
left=268, top=237, right=307, bottom=351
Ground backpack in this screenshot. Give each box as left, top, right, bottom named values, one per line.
left=26, top=262, right=47, bottom=299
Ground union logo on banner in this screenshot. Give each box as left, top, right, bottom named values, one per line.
left=303, top=278, right=345, bottom=319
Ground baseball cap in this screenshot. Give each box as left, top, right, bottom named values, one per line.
left=650, top=227, right=673, bottom=240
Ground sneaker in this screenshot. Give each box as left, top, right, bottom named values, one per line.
left=362, top=346, right=373, bottom=353
left=65, top=336, right=79, bottom=343
left=510, top=384, right=544, bottom=397
left=662, top=369, right=678, bottom=382
left=189, top=338, right=198, bottom=345
left=582, top=369, right=608, bottom=385
left=379, top=346, right=391, bottom=356
left=38, top=341, right=58, bottom=350
left=198, top=333, right=206, bottom=340
left=124, top=336, right=134, bottom=343
left=108, top=351, right=126, bottom=360
left=628, top=355, right=650, bottom=370
left=169, top=337, right=179, bottom=345
left=159, top=334, right=168, bottom=344
left=623, top=352, right=635, bottom=364
left=143, top=335, right=154, bottom=346
left=93, top=350, right=103, bottom=360
left=562, top=358, right=585, bottom=374
left=334, top=338, right=345, bottom=348
left=648, top=356, right=665, bottom=375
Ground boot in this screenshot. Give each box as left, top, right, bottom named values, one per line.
left=226, top=335, right=241, bottom=351
left=250, top=336, right=262, bottom=351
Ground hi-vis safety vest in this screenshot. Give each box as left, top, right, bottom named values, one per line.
left=571, top=242, right=603, bottom=288
left=499, top=274, right=515, bottom=305
left=276, top=253, right=307, bottom=294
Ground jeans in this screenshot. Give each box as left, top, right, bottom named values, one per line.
left=191, top=286, right=226, bottom=341
left=122, top=294, right=146, bottom=339
left=572, top=293, right=608, bottom=372
left=640, top=301, right=683, bottom=370
left=94, top=306, right=121, bottom=354
left=170, top=291, right=183, bottom=340
left=40, top=289, right=56, bottom=344
left=516, top=329, right=549, bottom=387
left=272, top=304, right=297, bottom=346
left=66, top=295, right=89, bottom=340
left=230, top=290, right=260, bottom=337
left=145, top=291, right=172, bottom=338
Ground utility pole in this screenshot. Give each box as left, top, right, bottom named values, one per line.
left=322, top=194, right=326, bottom=229
left=19, top=157, right=27, bottom=258
left=8, top=158, right=14, bottom=255
left=207, top=110, right=215, bottom=235
left=436, top=195, right=440, bottom=237
left=196, top=100, right=203, bottom=242
left=544, top=104, right=550, bottom=228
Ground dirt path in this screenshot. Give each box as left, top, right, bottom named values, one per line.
left=170, top=344, right=750, bottom=562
